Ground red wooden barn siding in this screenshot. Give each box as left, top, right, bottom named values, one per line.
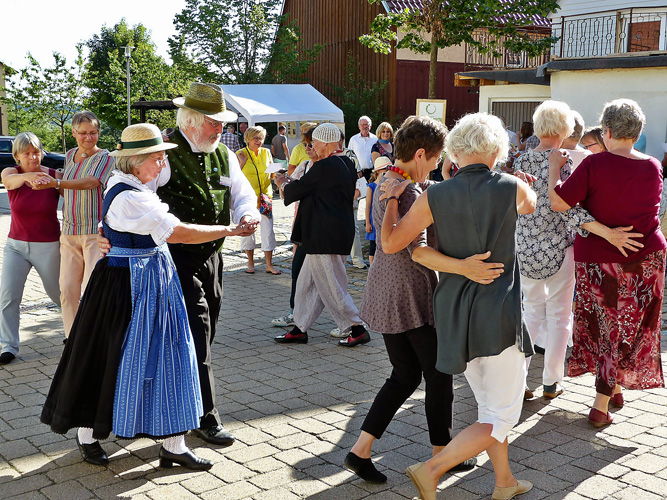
left=280, top=0, right=395, bottom=122
left=395, top=60, right=479, bottom=129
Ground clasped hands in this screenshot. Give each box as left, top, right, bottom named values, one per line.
left=24, top=172, right=57, bottom=190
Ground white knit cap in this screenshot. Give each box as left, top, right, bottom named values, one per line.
left=312, top=123, right=341, bottom=144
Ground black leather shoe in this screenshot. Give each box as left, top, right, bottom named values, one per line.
left=0, top=352, right=16, bottom=365
left=159, top=447, right=213, bottom=471
left=192, top=425, right=235, bottom=447
left=76, top=436, right=108, bottom=466
left=274, top=331, right=308, bottom=344
left=449, top=456, right=477, bottom=472
left=344, top=452, right=387, bottom=483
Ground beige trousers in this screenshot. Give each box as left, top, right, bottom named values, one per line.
left=59, top=234, right=103, bottom=336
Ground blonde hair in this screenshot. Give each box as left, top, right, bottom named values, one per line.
left=533, top=100, right=574, bottom=139
left=244, top=126, right=267, bottom=144
left=445, top=113, right=509, bottom=164
left=115, top=153, right=152, bottom=175
left=376, top=121, right=394, bottom=139
left=13, top=132, right=45, bottom=164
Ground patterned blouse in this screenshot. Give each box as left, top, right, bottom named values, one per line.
left=515, top=149, right=593, bottom=280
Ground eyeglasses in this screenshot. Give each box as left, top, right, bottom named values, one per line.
left=76, top=130, right=99, bottom=137
left=581, top=143, right=597, bottom=150
left=204, top=117, right=222, bottom=127
left=381, top=130, right=391, bottom=134
left=305, top=143, right=313, bottom=149
left=153, top=156, right=167, bottom=167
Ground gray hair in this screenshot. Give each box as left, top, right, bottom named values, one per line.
left=600, top=98, right=645, bottom=141
left=358, top=115, right=372, bottom=126
left=176, top=107, right=205, bottom=130
left=445, top=113, right=509, bottom=164
left=244, top=125, right=266, bottom=143
left=115, top=153, right=153, bottom=175
left=533, top=100, right=574, bottom=139
left=13, top=132, right=45, bottom=164
left=568, top=110, right=585, bottom=141
left=72, top=111, right=100, bottom=131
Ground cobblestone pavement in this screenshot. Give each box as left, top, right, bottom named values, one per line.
left=2, top=188, right=667, bottom=500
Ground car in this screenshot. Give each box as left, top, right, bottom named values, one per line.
left=0, top=136, right=66, bottom=177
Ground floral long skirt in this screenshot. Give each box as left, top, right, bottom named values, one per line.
left=568, top=250, right=666, bottom=396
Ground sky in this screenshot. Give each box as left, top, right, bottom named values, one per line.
left=1, top=0, right=188, bottom=70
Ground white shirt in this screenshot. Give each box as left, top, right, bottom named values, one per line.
left=146, top=130, right=260, bottom=223
left=104, top=172, right=180, bottom=246
left=506, top=129, right=518, bottom=149
left=348, top=132, right=378, bottom=171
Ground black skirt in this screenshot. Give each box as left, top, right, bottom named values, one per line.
left=41, top=258, right=132, bottom=440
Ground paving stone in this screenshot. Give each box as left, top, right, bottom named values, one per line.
left=40, top=480, right=94, bottom=500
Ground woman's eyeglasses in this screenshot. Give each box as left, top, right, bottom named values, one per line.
left=305, top=143, right=313, bottom=149
left=581, top=143, right=597, bottom=150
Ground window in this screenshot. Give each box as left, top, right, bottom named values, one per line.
left=628, top=21, right=661, bottom=52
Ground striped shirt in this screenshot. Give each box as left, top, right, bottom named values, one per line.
left=61, top=148, right=115, bottom=235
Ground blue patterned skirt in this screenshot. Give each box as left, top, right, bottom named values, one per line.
left=110, top=245, right=203, bottom=438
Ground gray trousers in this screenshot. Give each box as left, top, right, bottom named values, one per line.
left=293, top=254, right=362, bottom=332
left=0, top=238, right=61, bottom=355
left=349, top=207, right=364, bottom=263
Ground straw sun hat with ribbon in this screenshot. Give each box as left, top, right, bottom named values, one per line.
left=109, top=123, right=178, bottom=157
left=173, top=82, right=238, bottom=123
left=373, top=156, right=392, bottom=171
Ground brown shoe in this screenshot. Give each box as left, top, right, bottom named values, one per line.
left=405, top=462, right=435, bottom=500
left=492, top=479, right=533, bottom=500
left=588, top=408, right=613, bottom=428
left=543, top=383, right=564, bottom=399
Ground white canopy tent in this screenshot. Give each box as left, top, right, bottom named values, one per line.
left=220, top=84, right=344, bottom=126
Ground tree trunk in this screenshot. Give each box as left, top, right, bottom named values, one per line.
left=429, top=39, right=438, bottom=99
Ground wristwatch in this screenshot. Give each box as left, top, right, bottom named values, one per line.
left=56, top=179, right=61, bottom=189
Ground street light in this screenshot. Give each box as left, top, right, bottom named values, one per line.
left=122, top=45, right=134, bottom=126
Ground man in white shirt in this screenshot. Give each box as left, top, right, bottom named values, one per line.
left=348, top=116, right=377, bottom=181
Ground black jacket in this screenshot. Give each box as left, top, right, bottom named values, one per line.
left=284, top=155, right=357, bottom=255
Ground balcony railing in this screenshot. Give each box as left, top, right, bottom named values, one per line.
left=551, top=9, right=667, bottom=59
left=464, top=29, right=552, bottom=71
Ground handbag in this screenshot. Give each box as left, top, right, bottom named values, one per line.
left=246, top=147, right=273, bottom=219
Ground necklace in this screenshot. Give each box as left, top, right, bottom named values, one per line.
left=327, top=149, right=344, bottom=158
left=388, top=165, right=414, bottom=183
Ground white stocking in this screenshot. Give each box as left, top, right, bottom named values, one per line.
left=77, top=427, right=96, bottom=445
left=163, top=435, right=189, bottom=455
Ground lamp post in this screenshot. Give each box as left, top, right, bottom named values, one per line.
left=122, top=45, right=134, bottom=126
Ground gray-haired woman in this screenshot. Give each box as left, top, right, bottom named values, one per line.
left=0, top=133, right=62, bottom=365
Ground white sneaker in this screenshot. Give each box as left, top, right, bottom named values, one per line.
left=271, top=313, right=295, bottom=327
left=330, top=326, right=352, bottom=338
left=351, top=259, right=367, bottom=269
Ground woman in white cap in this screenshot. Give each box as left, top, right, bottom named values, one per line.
left=273, top=123, right=371, bottom=346
left=42, top=123, right=248, bottom=471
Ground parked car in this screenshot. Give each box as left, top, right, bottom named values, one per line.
left=0, top=136, right=66, bottom=177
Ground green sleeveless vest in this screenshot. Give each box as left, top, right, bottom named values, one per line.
left=158, top=128, right=231, bottom=255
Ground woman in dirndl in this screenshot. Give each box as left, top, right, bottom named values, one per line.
left=41, top=123, right=247, bottom=471
left=549, top=98, right=666, bottom=427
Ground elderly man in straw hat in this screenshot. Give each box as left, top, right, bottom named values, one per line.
left=102, top=82, right=260, bottom=447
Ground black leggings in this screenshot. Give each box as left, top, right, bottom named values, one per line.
left=361, top=325, right=453, bottom=446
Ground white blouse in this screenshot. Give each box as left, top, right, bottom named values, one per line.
left=104, top=171, right=180, bottom=246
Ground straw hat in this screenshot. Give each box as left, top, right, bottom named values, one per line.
left=173, top=82, right=237, bottom=122
left=312, top=123, right=341, bottom=144
left=109, top=123, right=178, bottom=157
left=373, top=156, right=392, bottom=171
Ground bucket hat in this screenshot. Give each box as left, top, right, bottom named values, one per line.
left=373, top=156, right=392, bottom=171
left=109, top=123, right=178, bottom=157
left=173, top=82, right=237, bottom=122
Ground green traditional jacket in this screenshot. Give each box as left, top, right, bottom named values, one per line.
left=158, top=128, right=231, bottom=256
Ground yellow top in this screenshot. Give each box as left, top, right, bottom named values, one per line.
left=237, top=146, right=273, bottom=198
left=289, top=143, right=309, bottom=168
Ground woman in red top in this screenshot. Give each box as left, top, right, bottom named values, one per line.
left=0, top=133, right=63, bottom=364
left=549, top=99, right=666, bottom=427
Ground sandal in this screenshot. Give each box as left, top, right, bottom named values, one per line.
left=245, top=268, right=255, bottom=274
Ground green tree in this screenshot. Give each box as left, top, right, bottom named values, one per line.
left=361, top=0, right=559, bottom=98
left=85, top=19, right=195, bottom=138
left=326, top=54, right=387, bottom=141
left=3, top=50, right=84, bottom=152
left=173, top=0, right=322, bottom=84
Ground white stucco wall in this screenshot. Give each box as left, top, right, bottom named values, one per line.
left=550, top=67, right=667, bottom=159
left=478, top=85, right=551, bottom=113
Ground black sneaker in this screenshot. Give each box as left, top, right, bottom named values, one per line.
left=0, top=352, right=16, bottom=365
left=449, top=457, right=477, bottom=472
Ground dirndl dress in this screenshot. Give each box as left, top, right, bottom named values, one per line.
left=41, top=181, right=203, bottom=439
